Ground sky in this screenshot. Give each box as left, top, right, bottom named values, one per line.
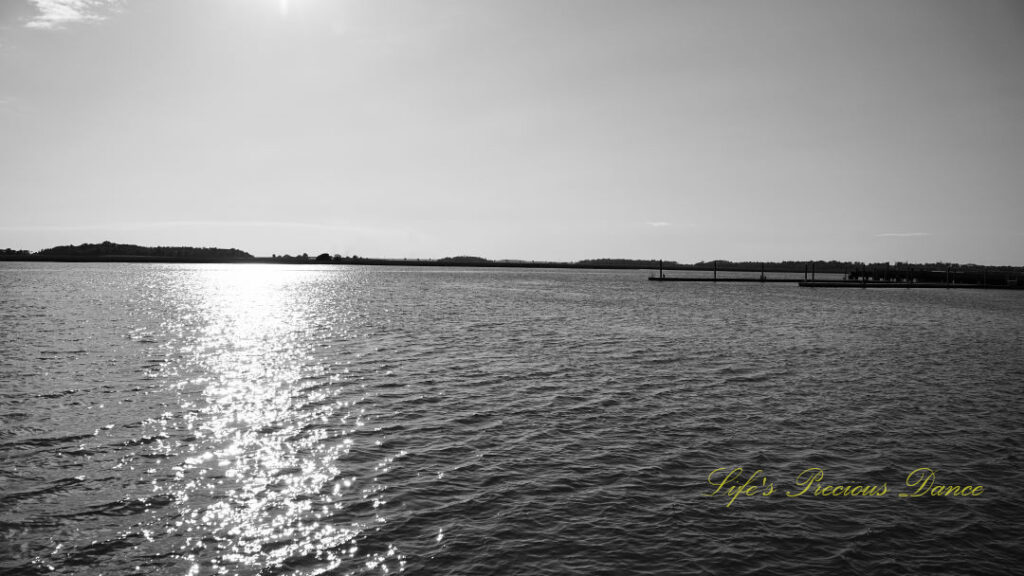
left=1, top=0, right=1022, bottom=264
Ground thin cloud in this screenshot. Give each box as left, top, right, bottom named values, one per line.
left=647, top=222, right=671, bottom=227
left=876, top=232, right=931, bottom=238
left=26, top=0, right=119, bottom=30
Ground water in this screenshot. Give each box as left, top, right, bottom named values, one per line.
left=1, top=263, right=1022, bottom=575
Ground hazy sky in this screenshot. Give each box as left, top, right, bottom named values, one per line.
left=1, top=0, right=1022, bottom=263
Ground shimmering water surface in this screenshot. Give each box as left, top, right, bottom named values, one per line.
left=2, top=263, right=1023, bottom=575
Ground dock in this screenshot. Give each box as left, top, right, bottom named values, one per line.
left=647, top=277, right=1023, bottom=289
left=798, top=280, right=1023, bottom=289
left=647, top=260, right=1022, bottom=289
left=649, top=260, right=794, bottom=283
left=648, top=277, right=795, bottom=283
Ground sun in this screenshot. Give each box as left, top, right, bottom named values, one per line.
left=279, top=0, right=289, bottom=17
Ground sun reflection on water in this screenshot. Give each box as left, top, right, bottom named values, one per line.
left=150, top=265, right=404, bottom=574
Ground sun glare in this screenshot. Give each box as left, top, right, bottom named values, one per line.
left=279, top=0, right=289, bottom=17
left=159, top=264, right=377, bottom=570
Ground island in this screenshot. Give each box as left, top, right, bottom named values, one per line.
left=1, top=241, right=1021, bottom=288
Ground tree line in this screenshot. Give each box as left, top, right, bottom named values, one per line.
left=1, top=241, right=253, bottom=261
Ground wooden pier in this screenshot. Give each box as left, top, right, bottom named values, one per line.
left=648, top=260, right=1023, bottom=289
left=649, top=260, right=790, bottom=282
left=648, top=277, right=1023, bottom=289
left=798, top=280, right=1023, bottom=289
left=648, top=276, right=795, bottom=283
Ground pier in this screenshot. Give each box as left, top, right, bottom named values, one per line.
left=650, top=260, right=813, bottom=284
left=649, top=276, right=1024, bottom=289
left=649, top=261, right=1023, bottom=289
left=798, top=281, right=1023, bottom=289
left=649, top=277, right=795, bottom=283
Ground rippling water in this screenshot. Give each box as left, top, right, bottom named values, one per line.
left=2, top=263, right=1022, bottom=575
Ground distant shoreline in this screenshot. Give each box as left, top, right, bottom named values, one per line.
left=2, top=256, right=1022, bottom=282
left=0, top=255, right=757, bottom=273
left=2, top=242, right=1022, bottom=278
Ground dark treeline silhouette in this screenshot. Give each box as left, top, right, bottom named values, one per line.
left=2, top=244, right=1022, bottom=281
left=1, top=241, right=253, bottom=262
left=695, top=259, right=850, bottom=273
left=436, top=256, right=492, bottom=265
left=277, top=255, right=1024, bottom=280
left=693, top=260, right=1024, bottom=284
left=577, top=258, right=681, bottom=268
left=266, top=254, right=677, bottom=269
left=1, top=248, right=31, bottom=258
left=846, top=261, right=1023, bottom=286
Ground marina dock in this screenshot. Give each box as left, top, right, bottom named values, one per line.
left=649, top=277, right=795, bottom=283
left=648, top=260, right=1022, bottom=289
left=648, top=277, right=1023, bottom=289
left=798, top=280, right=1023, bottom=289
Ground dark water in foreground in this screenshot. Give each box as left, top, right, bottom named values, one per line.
left=1, top=263, right=1022, bottom=575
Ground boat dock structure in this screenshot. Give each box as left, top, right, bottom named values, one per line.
left=795, top=280, right=1024, bottom=289
left=648, top=261, right=1024, bottom=289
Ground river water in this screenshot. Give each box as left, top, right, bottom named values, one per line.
left=1, top=263, right=1022, bottom=575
